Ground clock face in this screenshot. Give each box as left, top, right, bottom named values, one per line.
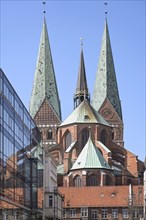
left=101, top=108, right=113, bottom=119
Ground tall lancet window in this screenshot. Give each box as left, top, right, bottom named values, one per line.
left=81, top=128, right=89, bottom=148
left=100, top=129, right=107, bottom=145
left=74, top=175, right=82, bottom=187
left=65, top=131, right=72, bottom=150
left=87, top=174, right=98, bottom=186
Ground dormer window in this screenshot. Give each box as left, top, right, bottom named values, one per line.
left=84, top=114, right=90, bottom=120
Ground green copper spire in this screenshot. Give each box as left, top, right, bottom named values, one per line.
left=92, top=19, right=122, bottom=121
left=71, top=135, right=111, bottom=170
left=30, top=18, right=61, bottom=120
left=74, top=48, right=90, bottom=108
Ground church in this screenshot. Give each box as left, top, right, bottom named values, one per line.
left=29, top=13, right=145, bottom=220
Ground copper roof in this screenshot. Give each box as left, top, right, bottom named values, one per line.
left=92, top=19, right=122, bottom=121
left=29, top=18, right=61, bottom=120
left=71, top=136, right=111, bottom=170
left=60, top=100, right=109, bottom=127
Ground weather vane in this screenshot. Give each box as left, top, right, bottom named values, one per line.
left=42, top=1, right=46, bottom=15
left=104, top=2, right=108, bottom=17
left=80, top=37, right=83, bottom=48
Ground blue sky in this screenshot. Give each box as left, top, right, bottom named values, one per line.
left=0, top=0, right=145, bottom=161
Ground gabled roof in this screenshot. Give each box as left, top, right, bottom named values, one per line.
left=71, top=136, right=111, bottom=170
left=29, top=18, right=61, bottom=120
left=60, top=100, right=109, bottom=127
left=92, top=19, right=122, bottom=121
left=35, top=98, right=61, bottom=124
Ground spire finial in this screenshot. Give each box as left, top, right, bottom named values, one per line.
left=42, top=1, right=46, bottom=15
left=80, top=37, right=83, bottom=48
left=104, top=2, right=108, bottom=18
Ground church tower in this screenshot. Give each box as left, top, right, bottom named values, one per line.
left=74, top=47, right=90, bottom=109
left=30, top=18, right=61, bottom=148
left=92, top=19, right=124, bottom=147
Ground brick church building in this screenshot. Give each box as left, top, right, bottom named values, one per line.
left=29, top=15, right=145, bottom=219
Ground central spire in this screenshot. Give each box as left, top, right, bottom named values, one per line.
left=74, top=47, right=90, bottom=108
left=29, top=18, right=61, bottom=120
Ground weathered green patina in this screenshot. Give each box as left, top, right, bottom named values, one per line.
left=30, top=18, right=61, bottom=120
left=60, top=100, right=109, bottom=127
left=71, top=135, right=111, bottom=170
left=92, top=19, right=122, bottom=121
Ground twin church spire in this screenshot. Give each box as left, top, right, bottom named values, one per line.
left=29, top=18, right=61, bottom=120
left=92, top=19, right=122, bottom=121
left=30, top=17, right=122, bottom=138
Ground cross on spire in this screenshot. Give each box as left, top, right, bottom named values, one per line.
left=80, top=37, right=83, bottom=48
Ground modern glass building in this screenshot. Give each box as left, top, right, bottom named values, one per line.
left=0, top=68, right=43, bottom=219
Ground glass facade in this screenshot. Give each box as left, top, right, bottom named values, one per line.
left=0, top=68, right=43, bottom=219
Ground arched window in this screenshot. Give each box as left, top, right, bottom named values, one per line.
left=106, top=175, right=112, bottom=186
left=74, top=175, right=82, bottom=187
left=100, top=129, right=107, bottom=145
left=81, top=128, right=89, bottom=148
left=87, top=175, right=98, bottom=186
left=65, top=131, right=72, bottom=150
left=48, top=130, right=52, bottom=140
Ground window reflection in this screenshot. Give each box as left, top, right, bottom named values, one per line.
left=0, top=69, right=43, bottom=217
